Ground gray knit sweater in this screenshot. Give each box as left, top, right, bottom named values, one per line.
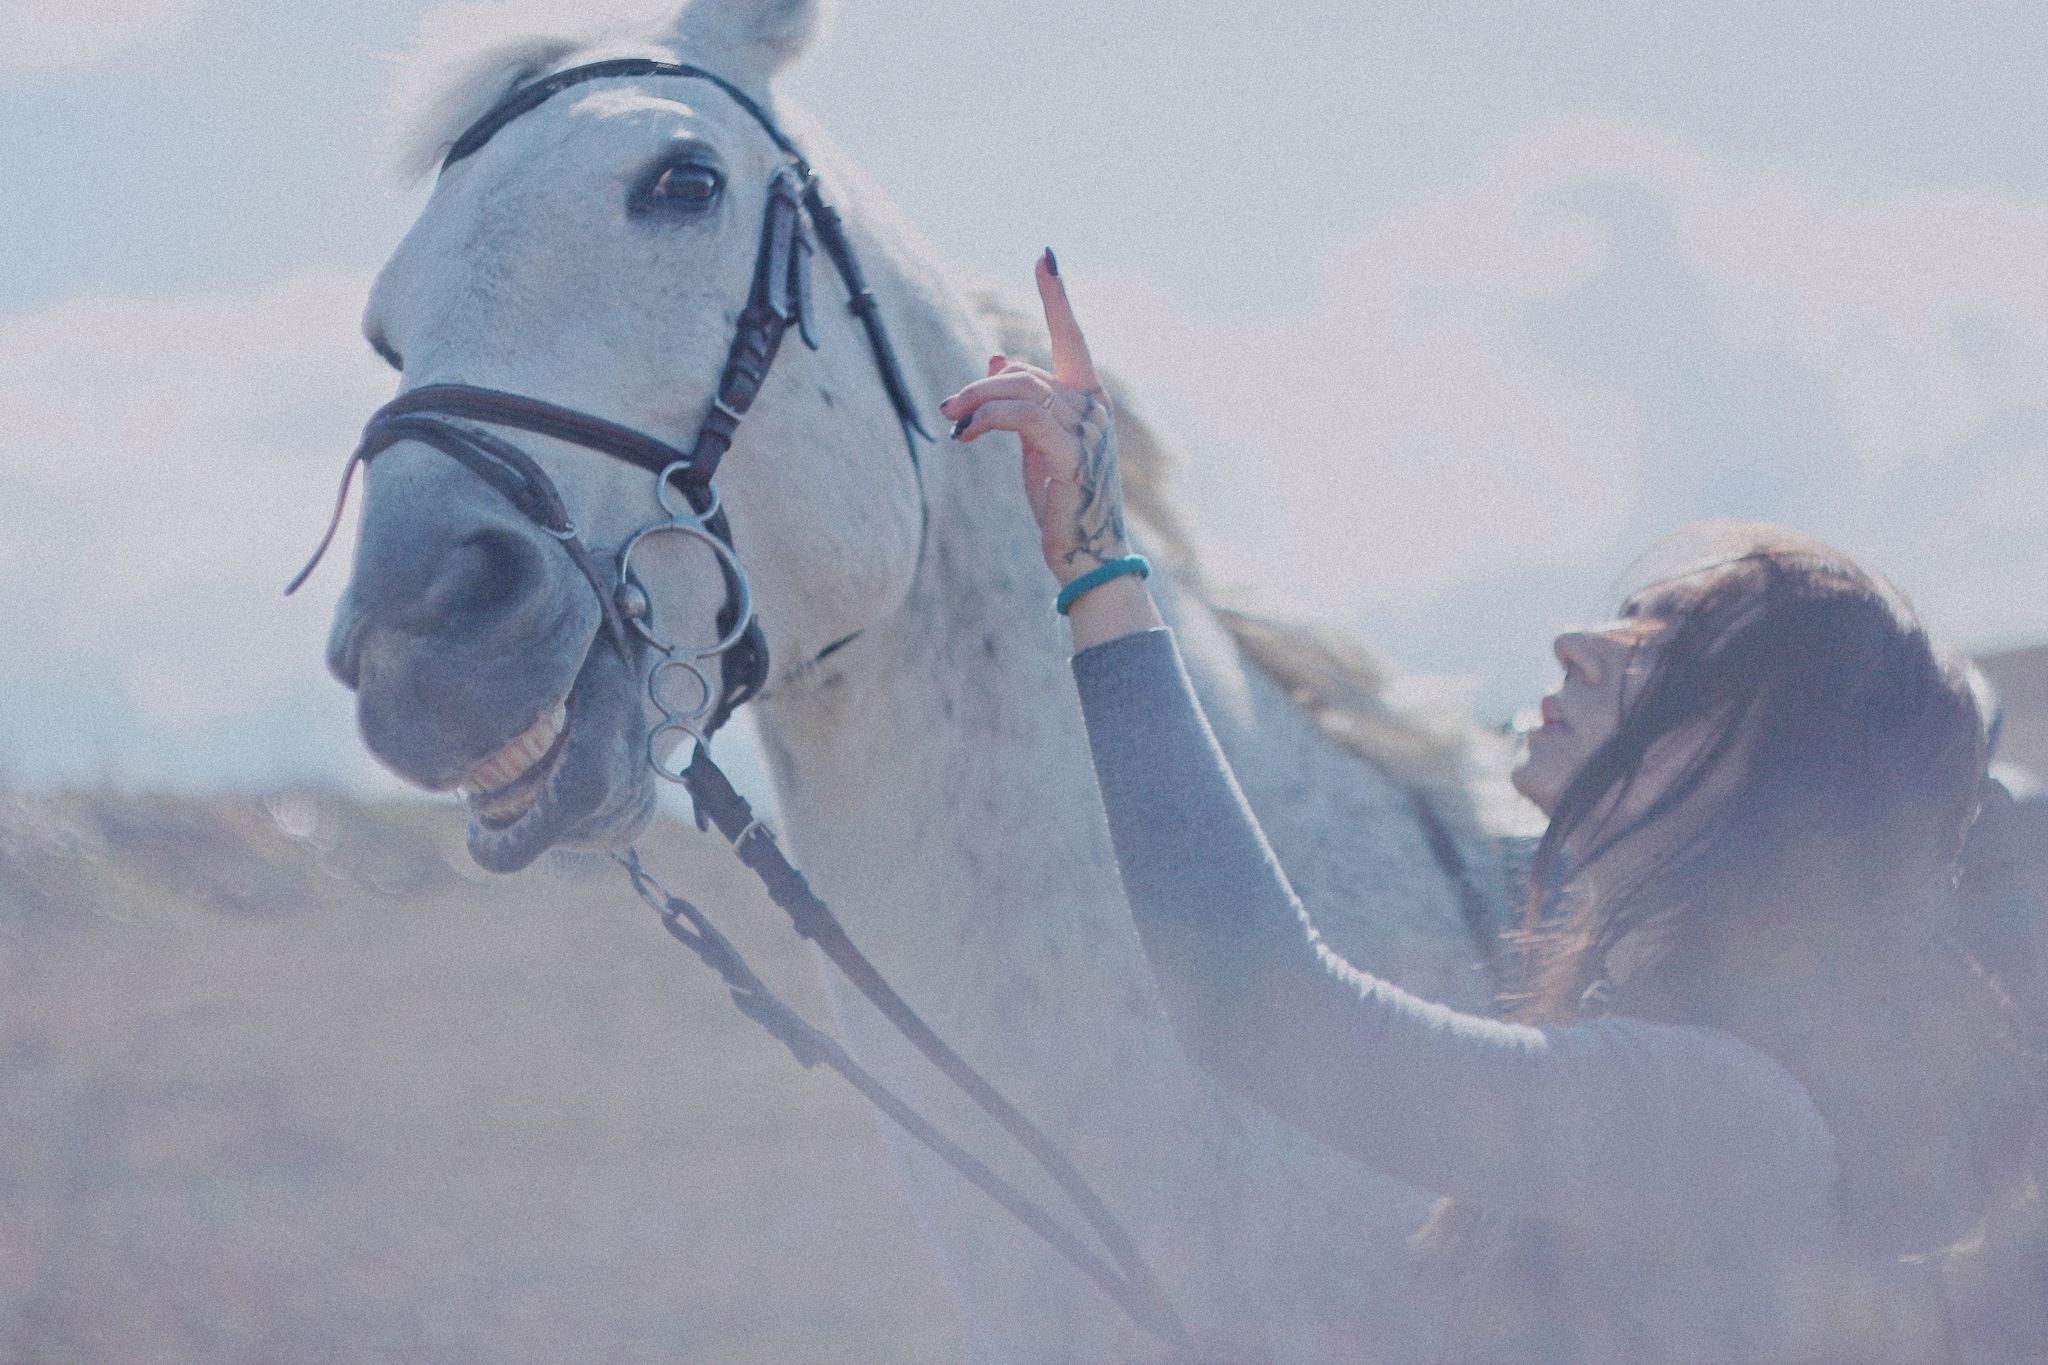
left=1070, top=629, right=1920, bottom=1363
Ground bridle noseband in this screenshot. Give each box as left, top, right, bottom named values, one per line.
left=290, top=56, right=930, bottom=753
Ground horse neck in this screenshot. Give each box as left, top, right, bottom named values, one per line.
left=748, top=314, right=1151, bottom=1041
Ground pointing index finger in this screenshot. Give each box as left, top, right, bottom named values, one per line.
left=1036, top=249, right=1101, bottom=393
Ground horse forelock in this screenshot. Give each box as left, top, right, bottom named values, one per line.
left=381, top=4, right=714, bottom=184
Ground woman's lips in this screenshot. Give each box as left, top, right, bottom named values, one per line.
left=1540, top=694, right=1566, bottom=729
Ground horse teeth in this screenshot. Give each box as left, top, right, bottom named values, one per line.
left=460, top=703, right=568, bottom=796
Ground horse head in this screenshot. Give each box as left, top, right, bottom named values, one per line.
left=326, top=0, right=929, bottom=872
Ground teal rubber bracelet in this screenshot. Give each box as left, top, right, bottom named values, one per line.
left=1055, top=555, right=1151, bottom=615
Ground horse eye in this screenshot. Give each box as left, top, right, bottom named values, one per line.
left=641, top=162, right=722, bottom=212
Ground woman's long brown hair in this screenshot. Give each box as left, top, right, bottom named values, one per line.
left=1493, top=526, right=2039, bottom=1254
left=1515, top=532, right=1977, bottom=1005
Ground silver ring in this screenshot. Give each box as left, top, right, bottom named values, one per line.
left=617, top=518, right=753, bottom=658
left=1039, top=390, right=1059, bottom=412
left=648, top=719, right=708, bottom=783
left=649, top=656, right=715, bottom=722
left=655, top=464, right=720, bottom=523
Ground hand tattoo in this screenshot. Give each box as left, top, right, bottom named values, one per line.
left=1065, top=392, right=1128, bottom=567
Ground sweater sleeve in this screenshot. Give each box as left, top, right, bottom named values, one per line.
left=1072, top=628, right=1835, bottom=1235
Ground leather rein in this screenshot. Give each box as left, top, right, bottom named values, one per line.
left=290, top=59, right=1189, bottom=1352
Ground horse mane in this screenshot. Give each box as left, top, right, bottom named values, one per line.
left=967, top=292, right=1473, bottom=801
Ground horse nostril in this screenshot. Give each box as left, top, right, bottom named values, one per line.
left=425, top=528, right=547, bottom=628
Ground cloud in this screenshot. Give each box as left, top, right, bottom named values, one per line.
left=7, top=117, right=2047, bottom=789
left=1074, top=119, right=2048, bottom=709
left=0, top=272, right=405, bottom=791
left=0, top=0, right=217, bottom=78
left=0, top=271, right=784, bottom=813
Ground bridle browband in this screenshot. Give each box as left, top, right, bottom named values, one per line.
left=290, top=58, right=1190, bottom=1352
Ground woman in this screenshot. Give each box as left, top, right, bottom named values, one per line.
left=942, top=255, right=2039, bottom=1363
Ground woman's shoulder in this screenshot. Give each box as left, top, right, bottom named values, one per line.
left=1691, top=912, right=2042, bottom=1256
left=1490, top=1011, right=1840, bottom=1237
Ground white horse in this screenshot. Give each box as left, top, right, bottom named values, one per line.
left=330, top=1, right=1529, bottom=1358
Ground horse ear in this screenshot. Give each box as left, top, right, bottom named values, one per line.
left=667, top=0, right=834, bottom=86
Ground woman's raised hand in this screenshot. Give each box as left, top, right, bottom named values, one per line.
left=939, top=250, right=1131, bottom=586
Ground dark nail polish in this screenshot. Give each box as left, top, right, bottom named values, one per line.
left=951, top=415, right=972, bottom=440
left=1044, top=247, right=1059, bottom=277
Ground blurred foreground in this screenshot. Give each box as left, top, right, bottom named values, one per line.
left=0, top=790, right=963, bottom=1364
left=7, top=643, right=2048, bottom=1364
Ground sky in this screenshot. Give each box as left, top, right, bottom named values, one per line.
left=4, top=0, right=2048, bottom=795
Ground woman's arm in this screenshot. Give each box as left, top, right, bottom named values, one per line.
left=941, top=252, right=1161, bottom=648
left=1070, top=627, right=1834, bottom=1233
left=942, top=258, right=1836, bottom=1237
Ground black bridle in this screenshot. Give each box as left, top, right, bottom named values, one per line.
left=291, top=59, right=1190, bottom=1353
left=291, top=57, right=931, bottom=737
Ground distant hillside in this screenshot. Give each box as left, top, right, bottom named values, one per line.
left=0, top=791, right=962, bottom=1365
left=1979, top=644, right=2048, bottom=779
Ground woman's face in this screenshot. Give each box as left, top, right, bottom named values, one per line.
left=1512, top=617, right=1664, bottom=816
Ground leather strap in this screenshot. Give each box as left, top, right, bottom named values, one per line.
left=678, top=746, right=1189, bottom=1346
left=801, top=183, right=931, bottom=446
left=445, top=58, right=801, bottom=169
left=377, top=383, right=692, bottom=483
left=684, top=169, right=809, bottom=488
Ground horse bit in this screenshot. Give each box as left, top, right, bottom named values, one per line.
left=288, top=58, right=1190, bottom=1352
